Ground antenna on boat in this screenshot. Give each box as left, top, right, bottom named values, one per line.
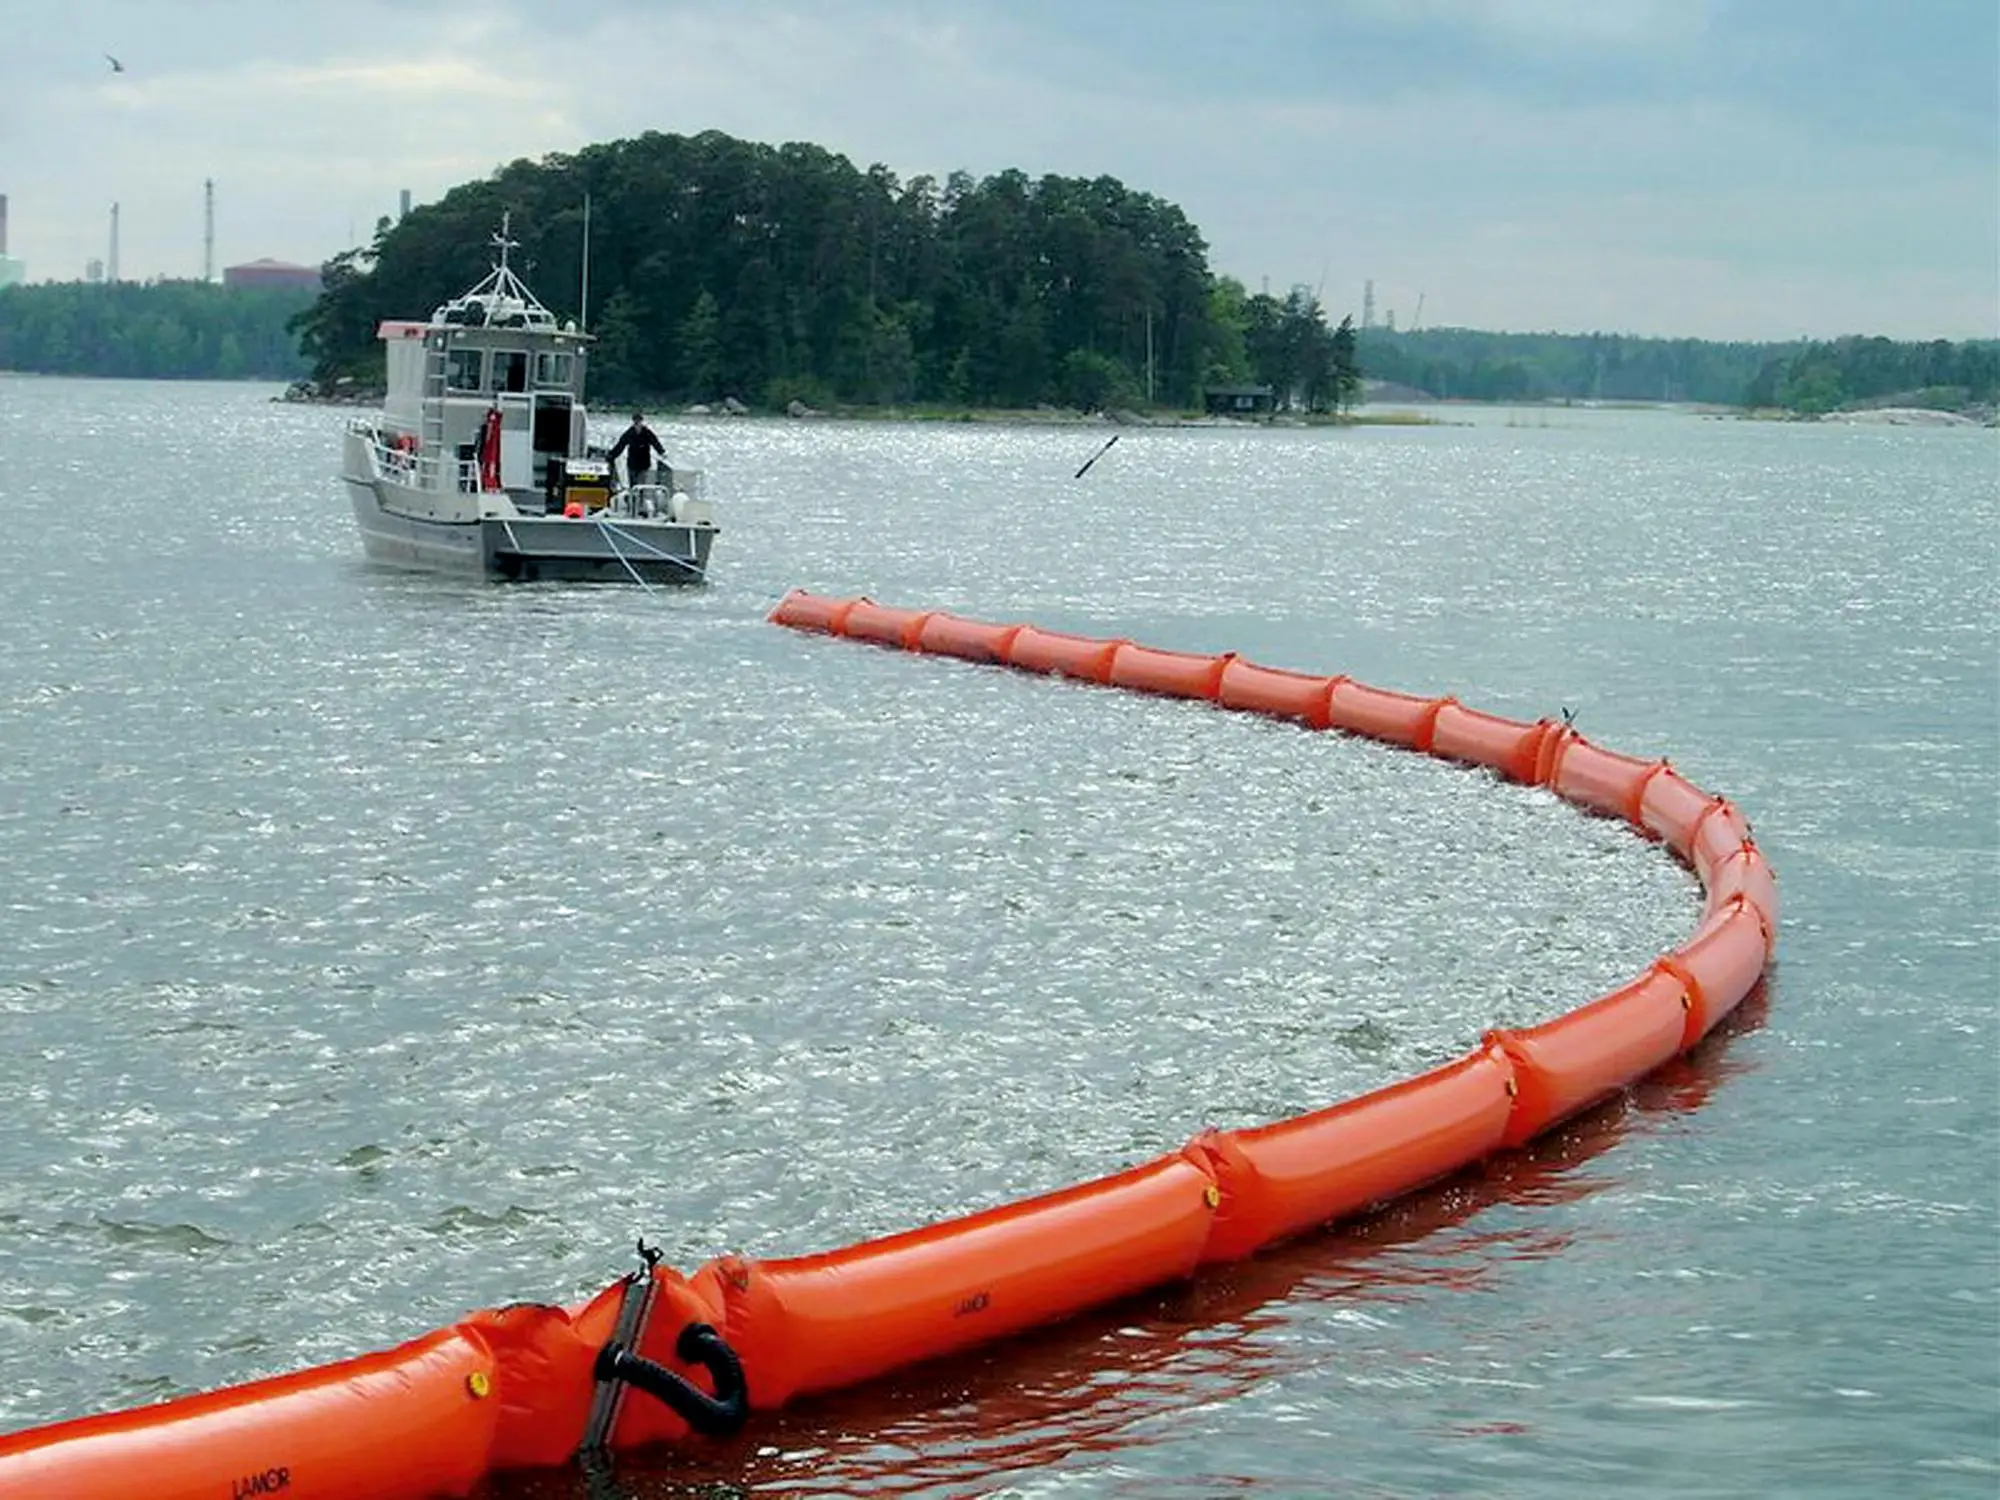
left=492, top=211, right=517, bottom=274
left=579, top=193, right=591, bottom=333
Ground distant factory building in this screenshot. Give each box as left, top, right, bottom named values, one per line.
left=224, top=257, right=321, bottom=291
left=0, top=193, right=22, bottom=289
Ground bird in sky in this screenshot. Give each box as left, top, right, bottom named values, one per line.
left=104, top=53, right=125, bottom=72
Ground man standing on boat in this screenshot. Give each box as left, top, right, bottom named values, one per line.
left=608, top=412, right=670, bottom=491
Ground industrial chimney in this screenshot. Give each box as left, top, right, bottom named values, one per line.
left=204, top=178, right=215, bottom=282
left=0, top=194, right=8, bottom=256
left=109, top=202, right=120, bottom=282
left=399, top=188, right=411, bottom=220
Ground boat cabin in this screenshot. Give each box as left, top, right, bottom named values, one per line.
left=376, top=225, right=593, bottom=499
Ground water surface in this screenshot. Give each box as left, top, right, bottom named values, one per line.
left=0, top=379, right=1993, bottom=1495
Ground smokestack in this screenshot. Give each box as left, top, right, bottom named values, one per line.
left=204, top=178, right=215, bottom=282
left=0, top=194, right=8, bottom=256
left=109, top=202, right=120, bottom=282
left=399, top=188, right=411, bottom=220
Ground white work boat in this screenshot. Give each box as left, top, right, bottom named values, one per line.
left=340, top=218, right=718, bottom=584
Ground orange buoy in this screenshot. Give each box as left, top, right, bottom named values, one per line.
left=841, top=598, right=936, bottom=650
left=0, top=1327, right=498, bottom=1500
left=1486, top=965, right=1693, bottom=1145
left=709, top=1153, right=1218, bottom=1407
left=1192, top=1044, right=1516, bottom=1262
left=917, top=611, right=1025, bottom=663
left=1431, top=703, right=1555, bottom=783
left=1215, top=658, right=1340, bottom=728
left=1325, top=679, right=1452, bottom=750
left=1107, top=643, right=1235, bottom=701
left=1004, top=625, right=1126, bottom=683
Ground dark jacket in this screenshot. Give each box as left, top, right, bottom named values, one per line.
left=608, top=421, right=668, bottom=478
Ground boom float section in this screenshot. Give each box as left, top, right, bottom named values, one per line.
left=0, top=589, right=1777, bottom=1497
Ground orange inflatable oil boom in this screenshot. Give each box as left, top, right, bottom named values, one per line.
left=0, top=591, right=1776, bottom=1499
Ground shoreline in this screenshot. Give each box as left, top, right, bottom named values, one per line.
left=269, top=380, right=1994, bottom=428
left=271, top=380, right=1447, bottom=427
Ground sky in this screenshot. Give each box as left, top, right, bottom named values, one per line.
left=1, top=0, right=1995, bottom=342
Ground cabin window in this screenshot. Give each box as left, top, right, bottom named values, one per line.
left=446, top=348, right=484, bottom=390
left=491, top=351, right=529, bottom=393
left=534, top=351, right=574, bottom=389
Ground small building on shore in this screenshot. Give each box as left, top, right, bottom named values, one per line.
left=1203, top=383, right=1275, bottom=417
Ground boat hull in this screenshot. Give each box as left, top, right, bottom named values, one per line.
left=343, top=472, right=488, bottom=575
left=342, top=434, right=715, bottom=586
left=485, top=513, right=716, bottom=584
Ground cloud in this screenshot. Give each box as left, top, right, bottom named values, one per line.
left=1358, top=0, right=1721, bottom=51
left=8, top=7, right=593, bottom=276
left=1, top=0, right=1991, bottom=338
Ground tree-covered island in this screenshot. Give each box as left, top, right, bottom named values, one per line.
left=285, top=129, right=1361, bottom=417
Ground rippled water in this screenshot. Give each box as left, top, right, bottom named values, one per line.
left=0, top=378, right=1993, bottom=1496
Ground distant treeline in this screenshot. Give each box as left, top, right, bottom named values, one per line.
left=291, top=128, right=1357, bottom=414
left=0, top=281, right=313, bottom=380
left=1361, top=327, right=1998, bottom=413
left=1742, top=335, right=1998, bottom=415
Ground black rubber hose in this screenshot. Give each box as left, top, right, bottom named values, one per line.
left=593, top=1322, right=748, bottom=1439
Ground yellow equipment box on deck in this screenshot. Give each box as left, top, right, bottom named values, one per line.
left=561, top=459, right=612, bottom=512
